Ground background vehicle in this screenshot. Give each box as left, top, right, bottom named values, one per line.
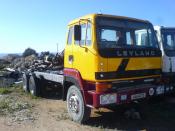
left=23, top=14, right=172, bottom=123
left=154, top=26, right=175, bottom=87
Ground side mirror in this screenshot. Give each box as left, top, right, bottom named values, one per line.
left=74, top=25, right=81, bottom=41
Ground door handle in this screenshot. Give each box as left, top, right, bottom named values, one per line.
left=68, top=55, right=74, bottom=63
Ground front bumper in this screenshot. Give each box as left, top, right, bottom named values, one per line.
left=86, top=84, right=175, bottom=108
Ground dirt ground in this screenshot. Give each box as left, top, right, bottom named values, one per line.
left=0, top=87, right=175, bottom=131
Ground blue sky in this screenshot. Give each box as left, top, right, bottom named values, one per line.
left=0, top=0, right=175, bottom=53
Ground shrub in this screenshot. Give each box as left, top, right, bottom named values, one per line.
left=23, top=48, right=38, bottom=57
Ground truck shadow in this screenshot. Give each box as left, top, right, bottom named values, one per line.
left=41, top=86, right=63, bottom=100
left=85, top=95, right=175, bottom=131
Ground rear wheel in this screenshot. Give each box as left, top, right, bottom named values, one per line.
left=29, top=74, right=40, bottom=96
left=66, top=85, right=91, bottom=123
left=22, top=73, right=29, bottom=92
left=39, top=77, right=47, bottom=96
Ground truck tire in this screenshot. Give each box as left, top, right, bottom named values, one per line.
left=66, top=85, right=91, bottom=123
left=29, top=74, right=40, bottom=96
left=39, top=76, right=46, bottom=96
left=22, top=73, right=29, bottom=92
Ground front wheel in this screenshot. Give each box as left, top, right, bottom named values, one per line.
left=66, top=85, right=91, bottom=123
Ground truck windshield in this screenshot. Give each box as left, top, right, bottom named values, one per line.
left=161, top=29, right=175, bottom=51
left=97, top=17, right=158, bottom=49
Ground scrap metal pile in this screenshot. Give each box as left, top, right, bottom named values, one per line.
left=28, top=51, right=64, bottom=74
left=0, top=51, right=64, bottom=87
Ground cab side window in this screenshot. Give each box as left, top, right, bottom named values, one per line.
left=86, top=23, right=92, bottom=46
left=80, top=24, right=86, bottom=45
left=67, top=27, right=73, bottom=45
left=75, top=22, right=92, bottom=46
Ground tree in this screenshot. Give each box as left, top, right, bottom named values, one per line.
left=23, top=48, right=38, bottom=57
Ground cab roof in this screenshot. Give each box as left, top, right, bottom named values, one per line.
left=161, top=27, right=175, bottom=30
left=68, top=14, right=150, bottom=26
left=154, top=26, right=175, bottom=30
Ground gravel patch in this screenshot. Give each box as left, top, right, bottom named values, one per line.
left=48, top=108, right=69, bottom=121
left=0, top=94, right=37, bottom=125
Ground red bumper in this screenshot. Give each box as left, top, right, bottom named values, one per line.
left=86, top=84, right=174, bottom=108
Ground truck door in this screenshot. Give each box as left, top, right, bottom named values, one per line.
left=64, top=26, right=74, bottom=68
left=72, top=22, right=93, bottom=80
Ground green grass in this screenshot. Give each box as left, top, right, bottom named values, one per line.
left=0, top=84, right=25, bottom=95
left=1, top=84, right=41, bottom=100
left=0, top=88, right=12, bottom=94
left=10, top=84, right=41, bottom=99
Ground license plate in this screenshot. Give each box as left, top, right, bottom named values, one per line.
left=131, top=93, right=146, bottom=100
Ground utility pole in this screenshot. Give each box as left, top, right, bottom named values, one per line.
left=56, top=43, right=59, bottom=53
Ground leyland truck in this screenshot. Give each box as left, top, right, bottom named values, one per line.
left=154, top=26, right=175, bottom=87
left=23, top=14, right=174, bottom=123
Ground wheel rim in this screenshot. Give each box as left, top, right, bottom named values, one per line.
left=23, top=76, right=27, bottom=90
left=30, top=89, right=34, bottom=95
left=29, top=78, right=34, bottom=95
left=68, top=93, right=80, bottom=114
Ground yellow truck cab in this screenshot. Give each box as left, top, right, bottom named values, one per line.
left=63, top=14, right=164, bottom=123
left=65, top=14, right=161, bottom=81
